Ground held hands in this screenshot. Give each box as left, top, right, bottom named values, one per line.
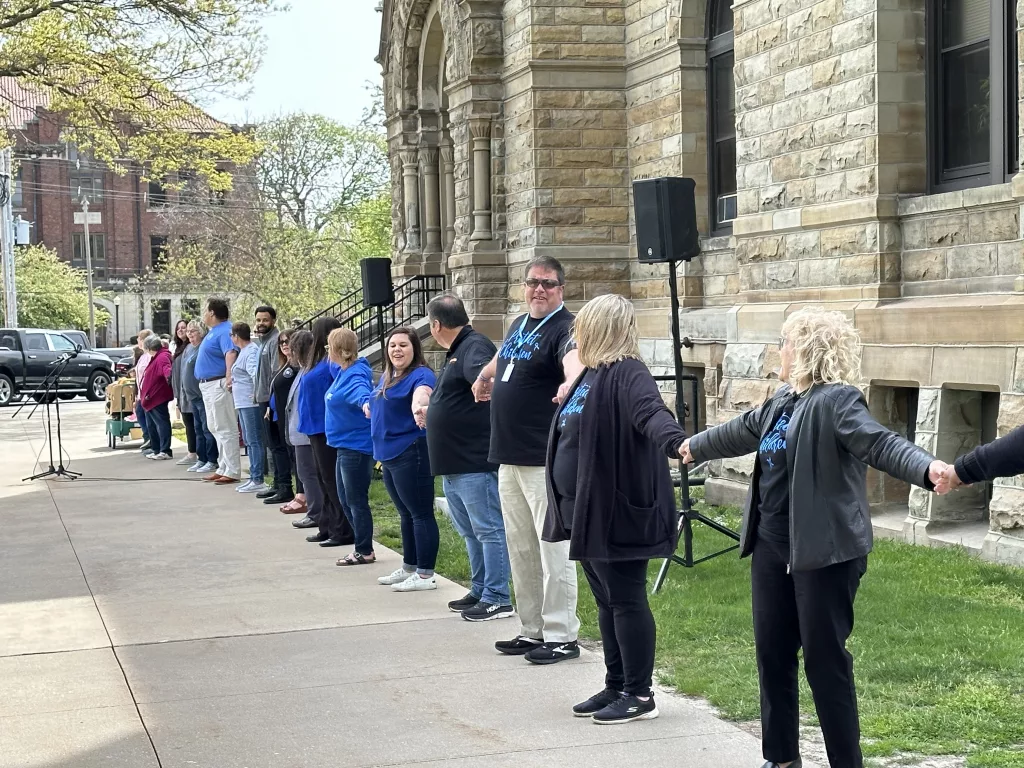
left=413, top=404, right=428, bottom=429
left=472, top=376, right=493, bottom=403
left=362, top=403, right=371, bottom=420
left=678, top=438, right=694, bottom=465
left=553, top=381, right=571, bottom=405
left=928, top=460, right=955, bottom=494
left=933, top=462, right=965, bottom=495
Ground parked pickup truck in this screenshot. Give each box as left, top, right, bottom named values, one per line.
left=0, top=328, right=115, bottom=406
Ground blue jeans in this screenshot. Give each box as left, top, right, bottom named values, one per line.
left=145, top=401, right=172, bottom=456
left=237, top=406, right=265, bottom=483
left=190, top=397, right=218, bottom=465
left=381, top=437, right=438, bottom=575
left=135, top=401, right=150, bottom=443
left=443, top=472, right=510, bottom=605
left=336, top=448, right=375, bottom=555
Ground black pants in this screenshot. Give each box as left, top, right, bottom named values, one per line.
left=310, top=433, right=353, bottom=542
left=182, top=411, right=197, bottom=454
left=262, top=405, right=292, bottom=493
left=581, top=559, right=655, bottom=697
left=752, top=537, right=866, bottom=768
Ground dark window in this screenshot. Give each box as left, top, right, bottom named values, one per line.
left=929, top=0, right=1018, bottom=189
left=71, top=233, right=106, bottom=280
left=150, top=300, right=171, bottom=336
left=150, top=235, right=168, bottom=272
left=182, top=298, right=201, bottom=319
left=70, top=173, right=104, bottom=203
left=708, top=0, right=736, bottom=231
left=25, top=333, right=46, bottom=350
left=148, top=179, right=168, bottom=207
left=178, top=171, right=198, bottom=204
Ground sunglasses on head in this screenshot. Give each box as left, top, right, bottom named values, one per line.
left=524, top=278, right=561, bottom=290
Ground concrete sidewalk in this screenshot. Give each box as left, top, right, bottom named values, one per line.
left=0, top=401, right=772, bottom=767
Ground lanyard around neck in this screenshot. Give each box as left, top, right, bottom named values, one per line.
left=516, top=304, right=563, bottom=347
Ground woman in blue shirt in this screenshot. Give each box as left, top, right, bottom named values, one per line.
left=297, top=316, right=354, bottom=548
left=325, top=328, right=377, bottom=566
left=366, top=327, right=438, bottom=592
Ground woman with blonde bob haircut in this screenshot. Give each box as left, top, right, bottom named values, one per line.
left=681, top=307, right=948, bottom=768
left=542, top=293, right=689, bottom=725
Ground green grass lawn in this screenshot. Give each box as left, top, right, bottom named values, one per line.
left=369, top=478, right=1024, bottom=768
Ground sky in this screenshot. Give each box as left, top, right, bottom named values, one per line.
left=209, top=0, right=384, bottom=128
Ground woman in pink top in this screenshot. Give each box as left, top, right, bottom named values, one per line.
left=133, top=329, right=154, bottom=454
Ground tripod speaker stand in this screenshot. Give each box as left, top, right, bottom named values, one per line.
left=631, top=177, right=740, bottom=594
left=14, top=352, right=82, bottom=482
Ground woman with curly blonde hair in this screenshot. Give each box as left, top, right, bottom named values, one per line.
left=681, top=307, right=947, bottom=768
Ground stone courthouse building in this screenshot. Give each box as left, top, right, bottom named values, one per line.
left=376, top=0, right=1024, bottom=564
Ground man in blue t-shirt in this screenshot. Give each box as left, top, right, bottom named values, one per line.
left=196, top=298, right=241, bottom=484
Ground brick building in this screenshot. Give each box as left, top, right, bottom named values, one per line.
left=378, top=0, right=1024, bottom=565
left=2, top=78, right=240, bottom=343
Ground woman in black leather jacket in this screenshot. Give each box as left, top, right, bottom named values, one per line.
left=681, top=307, right=947, bottom=768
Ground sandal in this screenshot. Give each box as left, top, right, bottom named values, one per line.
left=337, top=552, right=376, bottom=566
left=280, top=499, right=306, bottom=514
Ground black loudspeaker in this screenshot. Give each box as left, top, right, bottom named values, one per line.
left=633, top=177, right=700, bottom=263
left=360, top=258, right=394, bottom=307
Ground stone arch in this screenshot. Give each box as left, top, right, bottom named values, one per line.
left=417, top=0, right=445, bottom=112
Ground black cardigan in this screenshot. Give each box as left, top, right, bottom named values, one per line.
left=541, top=357, right=689, bottom=562
left=955, top=424, right=1024, bottom=484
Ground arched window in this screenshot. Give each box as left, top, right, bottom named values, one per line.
left=928, top=0, right=1018, bottom=190
left=708, top=0, right=736, bottom=231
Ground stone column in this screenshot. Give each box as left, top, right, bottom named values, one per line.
left=400, top=149, right=421, bottom=255
left=419, top=146, right=442, bottom=269
left=469, top=118, right=492, bottom=242
left=440, top=139, right=456, bottom=256
left=983, top=392, right=1024, bottom=564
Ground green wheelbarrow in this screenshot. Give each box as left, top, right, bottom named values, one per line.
left=105, top=415, right=135, bottom=449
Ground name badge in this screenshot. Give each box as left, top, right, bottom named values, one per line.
left=501, top=363, right=515, bottom=382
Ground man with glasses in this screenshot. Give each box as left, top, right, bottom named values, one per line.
left=253, top=305, right=292, bottom=504
left=472, top=255, right=584, bottom=665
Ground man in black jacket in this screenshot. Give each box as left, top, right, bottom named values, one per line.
left=416, top=294, right=513, bottom=622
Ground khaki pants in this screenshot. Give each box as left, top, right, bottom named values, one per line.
left=499, top=464, right=579, bottom=643
left=200, top=379, right=240, bottom=480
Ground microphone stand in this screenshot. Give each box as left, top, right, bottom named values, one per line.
left=15, top=351, right=82, bottom=481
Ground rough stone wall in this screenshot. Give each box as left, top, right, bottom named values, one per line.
left=900, top=185, right=1023, bottom=295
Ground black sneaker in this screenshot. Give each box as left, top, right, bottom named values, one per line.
left=448, top=593, right=479, bottom=613
left=256, top=488, right=278, bottom=499
left=592, top=693, right=658, bottom=724
left=495, top=635, right=543, bottom=655
left=524, top=640, right=580, bottom=665
left=572, top=688, right=623, bottom=718
left=462, top=602, right=515, bottom=622
left=761, top=761, right=802, bottom=768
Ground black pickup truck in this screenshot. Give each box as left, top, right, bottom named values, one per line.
left=0, top=328, right=115, bottom=406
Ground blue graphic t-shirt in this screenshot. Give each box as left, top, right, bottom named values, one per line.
left=551, top=370, right=595, bottom=529
left=489, top=307, right=576, bottom=467
left=757, top=397, right=796, bottom=545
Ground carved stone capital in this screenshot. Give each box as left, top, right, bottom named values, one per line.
left=468, top=118, right=492, bottom=140
left=419, top=148, right=439, bottom=168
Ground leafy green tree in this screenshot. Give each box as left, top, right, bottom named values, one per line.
left=0, top=0, right=273, bottom=187
left=12, top=244, right=110, bottom=330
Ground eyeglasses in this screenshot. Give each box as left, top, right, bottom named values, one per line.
left=524, top=278, right=562, bottom=290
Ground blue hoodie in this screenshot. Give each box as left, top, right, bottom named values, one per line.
left=325, top=358, right=374, bottom=454
left=297, top=359, right=333, bottom=436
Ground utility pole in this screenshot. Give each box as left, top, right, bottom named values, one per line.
left=0, top=148, right=17, bottom=327
left=81, top=197, right=96, bottom=346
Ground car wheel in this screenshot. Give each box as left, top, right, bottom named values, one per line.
left=0, top=374, right=12, bottom=406
left=87, top=370, right=111, bottom=401
left=32, top=392, right=56, bottom=404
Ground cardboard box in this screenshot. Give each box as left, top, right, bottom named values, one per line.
left=129, top=427, right=143, bottom=441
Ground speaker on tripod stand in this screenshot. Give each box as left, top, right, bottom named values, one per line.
left=632, top=177, right=740, bottom=593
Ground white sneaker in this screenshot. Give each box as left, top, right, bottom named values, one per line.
left=378, top=567, right=415, bottom=586
left=187, top=461, right=206, bottom=472
left=239, top=482, right=269, bottom=494
left=391, top=573, right=437, bottom=592
left=148, top=452, right=172, bottom=461
left=200, top=462, right=218, bottom=472
left=177, top=453, right=198, bottom=466
left=235, top=480, right=255, bottom=492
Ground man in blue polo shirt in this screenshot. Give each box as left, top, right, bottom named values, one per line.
left=196, top=298, right=241, bottom=484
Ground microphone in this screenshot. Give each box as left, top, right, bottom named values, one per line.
left=52, top=347, right=81, bottom=364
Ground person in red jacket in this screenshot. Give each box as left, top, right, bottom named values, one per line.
left=139, top=334, right=175, bottom=460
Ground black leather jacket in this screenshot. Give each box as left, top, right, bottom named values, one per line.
left=690, top=383, right=935, bottom=571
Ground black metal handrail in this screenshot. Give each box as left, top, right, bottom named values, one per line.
left=300, top=274, right=447, bottom=352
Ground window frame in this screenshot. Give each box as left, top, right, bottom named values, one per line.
left=927, top=0, right=1019, bottom=191
left=706, top=0, right=737, bottom=235
left=71, top=233, right=107, bottom=280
